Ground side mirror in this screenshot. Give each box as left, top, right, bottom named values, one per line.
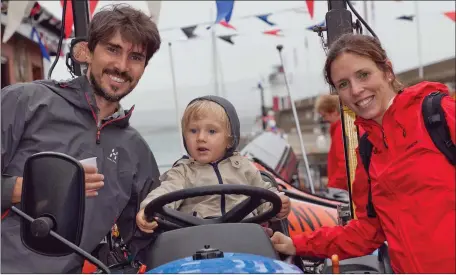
left=20, top=152, right=85, bottom=256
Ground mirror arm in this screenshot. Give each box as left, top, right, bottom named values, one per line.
left=11, top=206, right=111, bottom=274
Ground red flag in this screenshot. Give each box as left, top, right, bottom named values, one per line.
left=263, top=29, right=282, bottom=36
left=59, top=0, right=99, bottom=38
left=305, top=0, right=314, bottom=19
left=89, top=0, right=99, bottom=17
left=444, top=11, right=455, bottom=22
left=60, top=0, right=74, bottom=38
left=219, top=20, right=236, bottom=30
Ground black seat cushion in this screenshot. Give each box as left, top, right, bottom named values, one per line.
left=144, top=223, right=279, bottom=269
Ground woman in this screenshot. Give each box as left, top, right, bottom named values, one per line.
left=270, top=33, right=455, bottom=273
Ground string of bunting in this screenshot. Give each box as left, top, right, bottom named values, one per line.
left=162, top=0, right=454, bottom=46
left=160, top=0, right=314, bottom=45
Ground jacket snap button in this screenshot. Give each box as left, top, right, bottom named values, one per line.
left=234, top=161, right=239, bottom=165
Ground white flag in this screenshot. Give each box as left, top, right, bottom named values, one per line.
left=2, top=1, right=35, bottom=43
left=147, top=1, right=162, bottom=24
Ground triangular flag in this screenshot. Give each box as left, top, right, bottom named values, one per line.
left=2, top=1, right=34, bottom=43
left=306, top=20, right=325, bottom=31
left=31, top=27, right=50, bottom=61
left=263, top=29, right=282, bottom=36
left=60, top=0, right=98, bottom=38
left=147, top=1, right=161, bottom=24
left=60, top=0, right=74, bottom=39
left=397, top=15, right=414, bottom=21
left=444, top=11, right=455, bottom=22
left=219, top=20, right=236, bottom=30
left=218, top=34, right=236, bottom=45
left=256, top=13, right=276, bottom=26
left=215, top=0, right=235, bottom=24
left=306, top=0, right=314, bottom=19
left=89, top=0, right=99, bottom=18
left=181, top=25, right=198, bottom=39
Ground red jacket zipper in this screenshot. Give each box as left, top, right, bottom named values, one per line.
left=84, top=93, right=134, bottom=144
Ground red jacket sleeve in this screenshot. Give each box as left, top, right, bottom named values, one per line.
left=327, top=120, right=348, bottom=190
left=291, top=148, right=385, bottom=259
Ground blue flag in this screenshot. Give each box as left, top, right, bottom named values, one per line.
left=31, top=27, right=50, bottom=61
left=306, top=20, right=325, bottom=31
left=215, top=0, right=235, bottom=24
left=256, top=13, right=276, bottom=26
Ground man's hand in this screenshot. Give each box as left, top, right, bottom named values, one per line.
left=270, top=232, right=296, bottom=255
left=11, top=177, right=23, bottom=204
left=276, top=193, right=291, bottom=219
left=136, top=208, right=158, bottom=233
left=83, top=165, right=104, bottom=197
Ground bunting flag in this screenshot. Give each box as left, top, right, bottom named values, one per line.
left=263, top=29, right=282, bottom=36
left=220, top=20, right=236, bottom=30
left=214, top=0, right=235, bottom=24
left=306, top=20, right=325, bottom=31
left=444, top=11, right=455, bottom=22
left=60, top=0, right=98, bottom=38
left=147, top=1, right=162, bottom=24
left=218, top=34, right=236, bottom=45
left=31, top=27, right=50, bottom=61
left=397, top=15, right=414, bottom=21
left=181, top=25, right=198, bottom=39
left=2, top=1, right=34, bottom=43
left=305, top=0, right=314, bottom=19
left=256, top=13, right=276, bottom=26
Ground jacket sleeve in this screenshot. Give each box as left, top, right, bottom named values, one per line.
left=442, top=95, right=455, bottom=144
left=245, top=159, right=280, bottom=217
left=1, top=84, right=34, bottom=211
left=291, top=149, right=386, bottom=260
left=139, top=165, right=187, bottom=210
left=327, top=122, right=348, bottom=190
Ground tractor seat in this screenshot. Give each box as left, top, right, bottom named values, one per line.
left=144, top=223, right=279, bottom=270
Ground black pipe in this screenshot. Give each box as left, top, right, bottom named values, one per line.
left=71, top=0, right=90, bottom=76
left=258, top=83, right=267, bottom=130
left=325, top=0, right=355, bottom=219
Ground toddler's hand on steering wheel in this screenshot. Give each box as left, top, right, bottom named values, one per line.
left=136, top=208, right=158, bottom=233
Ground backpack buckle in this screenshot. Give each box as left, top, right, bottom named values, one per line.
left=427, top=114, right=442, bottom=125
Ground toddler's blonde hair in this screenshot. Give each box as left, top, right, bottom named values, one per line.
left=181, top=100, right=233, bottom=145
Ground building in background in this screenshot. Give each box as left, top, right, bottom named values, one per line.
left=1, top=0, right=61, bottom=88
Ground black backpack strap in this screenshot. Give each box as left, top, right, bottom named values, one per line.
left=422, top=92, right=456, bottom=165
left=358, top=133, right=377, bottom=218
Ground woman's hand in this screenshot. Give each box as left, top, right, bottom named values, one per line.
left=270, top=232, right=297, bottom=255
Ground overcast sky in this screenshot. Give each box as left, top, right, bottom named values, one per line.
left=40, top=1, right=455, bottom=114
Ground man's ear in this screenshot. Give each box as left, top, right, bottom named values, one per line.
left=72, top=41, right=91, bottom=64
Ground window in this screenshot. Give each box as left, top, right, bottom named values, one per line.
left=32, top=64, right=43, bottom=80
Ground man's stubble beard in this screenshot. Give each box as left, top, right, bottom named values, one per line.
left=89, top=71, right=132, bottom=103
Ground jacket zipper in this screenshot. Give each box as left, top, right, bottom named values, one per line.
left=211, top=162, right=226, bottom=215
left=376, top=131, right=420, bottom=273
left=84, top=93, right=134, bottom=144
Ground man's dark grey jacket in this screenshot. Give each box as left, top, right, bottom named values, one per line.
left=1, top=76, right=160, bottom=273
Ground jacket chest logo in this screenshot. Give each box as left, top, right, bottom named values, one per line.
left=108, top=148, right=118, bottom=164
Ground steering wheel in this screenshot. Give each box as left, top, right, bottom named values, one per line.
left=143, top=184, right=282, bottom=230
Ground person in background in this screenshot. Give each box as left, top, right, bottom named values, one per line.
left=315, top=94, right=349, bottom=191
left=270, top=33, right=455, bottom=273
